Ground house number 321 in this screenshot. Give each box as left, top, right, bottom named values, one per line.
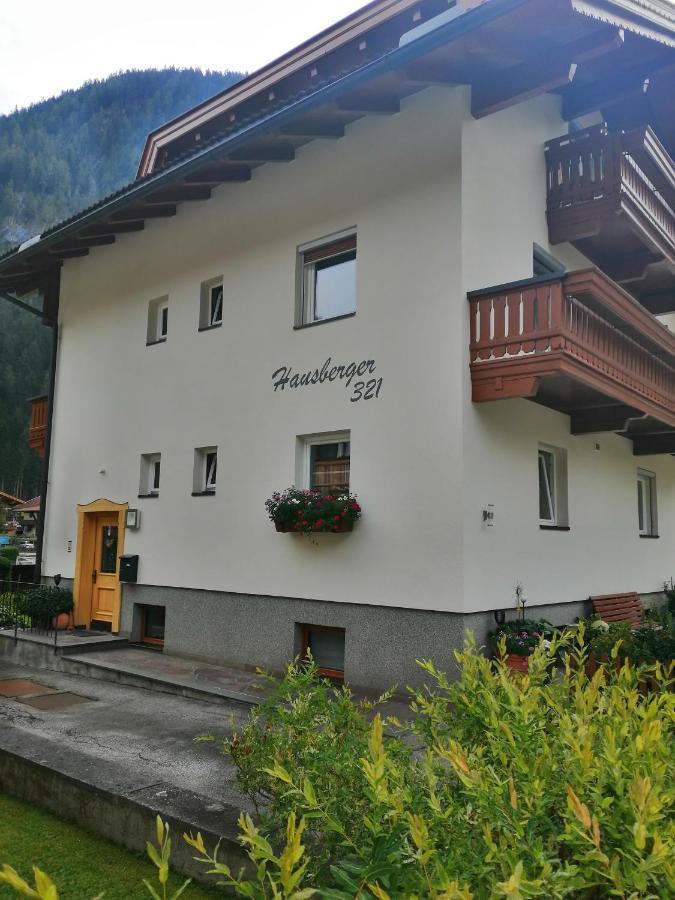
left=350, top=378, right=383, bottom=403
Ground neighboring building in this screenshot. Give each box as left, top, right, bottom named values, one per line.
left=12, top=496, right=40, bottom=536
left=0, top=490, right=24, bottom=531
left=0, top=0, right=674, bottom=688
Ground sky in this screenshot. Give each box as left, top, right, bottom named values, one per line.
left=0, top=0, right=367, bottom=115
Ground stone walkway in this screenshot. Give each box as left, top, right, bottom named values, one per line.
left=0, top=658, right=250, bottom=809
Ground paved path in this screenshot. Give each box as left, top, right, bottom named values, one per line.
left=0, top=658, right=251, bottom=811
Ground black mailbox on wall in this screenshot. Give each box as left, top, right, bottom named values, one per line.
left=119, top=554, right=139, bottom=583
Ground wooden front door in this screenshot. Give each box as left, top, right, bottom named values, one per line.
left=91, top=514, right=120, bottom=628
left=74, top=499, right=127, bottom=632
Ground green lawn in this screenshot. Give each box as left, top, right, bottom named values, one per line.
left=0, top=793, right=220, bottom=899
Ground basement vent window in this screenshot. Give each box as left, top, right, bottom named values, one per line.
left=199, top=277, right=224, bottom=330
left=147, top=296, right=169, bottom=344
left=302, top=625, right=345, bottom=680
left=297, top=231, right=356, bottom=326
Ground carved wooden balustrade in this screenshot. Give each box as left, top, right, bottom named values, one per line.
left=468, top=269, right=675, bottom=433
left=545, top=125, right=675, bottom=313
left=29, top=395, right=48, bottom=457
left=546, top=124, right=675, bottom=252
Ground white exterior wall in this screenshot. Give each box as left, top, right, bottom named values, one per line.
left=44, top=85, right=675, bottom=617
left=45, top=88, right=466, bottom=613
left=460, top=93, right=675, bottom=613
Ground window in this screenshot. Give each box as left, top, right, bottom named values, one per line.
left=538, top=445, right=568, bottom=528
left=193, top=447, right=217, bottom=495
left=199, top=277, right=223, bottom=329
left=301, top=625, right=345, bottom=680
left=140, top=605, right=165, bottom=647
left=637, top=470, right=657, bottom=536
left=139, top=453, right=161, bottom=497
left=298, top=432, right=350, bottom=494
left=147, top=296, right=169, bottom=344
left=298, top=231, right=356, bottom=325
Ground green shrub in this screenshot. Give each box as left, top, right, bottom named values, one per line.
left=223, top=631, right=674, bottom=897
left=582, top=607, right=675, bottom=666
left=0, top=545, right=19, bottom=576
left=17, top=586, right=73, bottom=622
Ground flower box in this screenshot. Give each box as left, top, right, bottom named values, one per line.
left=266, top=487, right=361, bottom=536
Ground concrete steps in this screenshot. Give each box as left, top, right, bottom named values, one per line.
left=0, top=628, right=128, bottom=669
left=62, top=647, right=265, bottom=708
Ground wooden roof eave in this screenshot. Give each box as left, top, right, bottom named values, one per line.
left=0, top=0, right=530, bottom=294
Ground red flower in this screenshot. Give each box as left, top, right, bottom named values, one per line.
left=351, top=502, right=361, bottom=512
left=316, top=519, right=324, bottom=528
left=334, top=515, right=341, bottom=522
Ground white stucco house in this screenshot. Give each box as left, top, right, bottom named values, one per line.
left=1, top=0, right=674, bottom=688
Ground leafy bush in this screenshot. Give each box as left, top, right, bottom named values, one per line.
left=582, top=606, right=675, bottom=666
left=17, top=586, right=73, bottom=622
left=265, top=487, right=361, bottom=534
left=0, top=545, right=19, bottom=575
left=488, top=617, right=555, bottom=656
left=223, top=631, right=674, bottom=897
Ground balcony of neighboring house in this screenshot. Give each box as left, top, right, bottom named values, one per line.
left=546, top=124, right=675, bottom=315
left=28, top=395, right=48, bottom=457
left=468, top=268, right=675, bottom=455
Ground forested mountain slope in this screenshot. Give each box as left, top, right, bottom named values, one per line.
left=0, top=67, right=242, bottom=498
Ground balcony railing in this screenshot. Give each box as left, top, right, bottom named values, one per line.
left=28, top=395, right=48, bottom=457
left=468, top=269, right=675, bottom=432
left=545, top=125, right=675, bottom=313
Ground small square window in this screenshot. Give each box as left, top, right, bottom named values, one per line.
left=193, top=447, right=217, bottom=495
left=298, top=432, right=350, bottom=494
left=301, top=625, right=345, bottom=680
left=147, top=296, right=169, bottom=344
left=298, top=232, right=356, bottom=325
left=637, top=470, right=657, bottom=536
left=139, top=453, right=161, bottom=497
left=199, top=277, right=223, bottom=329
left=538, top=445, right=568, bottom=528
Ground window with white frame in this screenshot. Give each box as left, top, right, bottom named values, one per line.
left=147, top=296, right=169, bottom=344
left=298, top=432, right=351, bottom=494
left=139, top=453, right=161, bottom=497
left=298, top=231, right=356, bottom=326
left=199, top=277, right=223, bottom=329
left=637, top=470, right=657, bottom=536
left=193, top=447, right=217, bottom=495
left=538, top=445, right=568, bottom=527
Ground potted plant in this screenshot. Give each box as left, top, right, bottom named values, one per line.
left=265, top=487, right=361, bottom=536
left=489, top=619, right=555, bottom=674
left=17, top=586, right=74, bottom=631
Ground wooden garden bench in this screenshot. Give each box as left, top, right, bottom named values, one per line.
left=590, top=592, right=644, bottom=628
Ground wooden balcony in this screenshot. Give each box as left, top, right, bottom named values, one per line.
left=468, top=269, right=675, bottom=454
left=546, top=125, right=675, bottom=314
left=29, top=395, right=48, bottom=458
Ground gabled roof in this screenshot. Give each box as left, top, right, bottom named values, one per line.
left=13, top=496, right=40, bottom=514
left=0, top=490, right=24, bottom=507
left=0, top=0, right=672, bottom=297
